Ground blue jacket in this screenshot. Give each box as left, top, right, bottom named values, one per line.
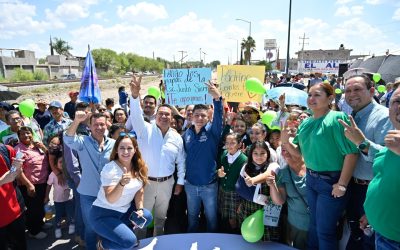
left=182, top=98, right=223, bottom=185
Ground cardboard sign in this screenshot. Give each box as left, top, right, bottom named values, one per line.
left=163, top=68, right=212, bottom=105
left=217, top=65, right=265, bottom=102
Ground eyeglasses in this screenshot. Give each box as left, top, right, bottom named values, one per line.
left=10, top=117, right=22, bottom=122
left=119, top=131, right=137, bottom=139
left=241, top=111, right=255, bottom=115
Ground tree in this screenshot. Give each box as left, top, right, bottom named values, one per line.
left=209, top=60, right=221, bottom=68
left=52, top=37, right=73, bottom=56
left=255, top=60, right=273, bottom=71
left=241, top=36, right=256, bottom=65
left=92, top=48, right=118, bottom=72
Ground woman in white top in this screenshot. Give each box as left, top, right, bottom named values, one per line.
left=89, top=132, right=152, bottom=250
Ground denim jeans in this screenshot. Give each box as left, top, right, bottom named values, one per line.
left=346, top=179, right=375, bottom=250
left=80, top=194, right=97, bottom=250
left=89, top=205, right=152, bottom=250
left=72, top=187, right=85, bottom=240
left=54, top=200, right=74, bottom=227
left=185, top=180, right=218, bottom=233
left=306, top=170, right=349, bottom=250
left=375, top=232, right=400, bottom=250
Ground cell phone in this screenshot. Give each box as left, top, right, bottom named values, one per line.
left=129, top=211, right=147, bottom=229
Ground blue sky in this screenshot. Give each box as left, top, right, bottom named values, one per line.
left=1, top=0, right=400, bottom=64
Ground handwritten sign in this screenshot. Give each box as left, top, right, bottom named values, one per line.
left=217, top=65, right=265, bottom=102
left=163, top=68, right=212, bottom=106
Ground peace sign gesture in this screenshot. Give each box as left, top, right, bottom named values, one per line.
left=130, top=74, right=143, bottom=99
left=338, top=115, right=366, bottom=146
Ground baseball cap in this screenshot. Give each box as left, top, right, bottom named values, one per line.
left=49, top=101, right=63, bottom=109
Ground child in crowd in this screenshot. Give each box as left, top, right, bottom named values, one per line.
left=44, top=153, right=75, bottom=239
left=118, top=86, right=128, bottom=111
left=217, top=132, right=248, bottom=233
left=268, top=129, right=281, bottom=151
left=237, top=141, right=282, bottom=242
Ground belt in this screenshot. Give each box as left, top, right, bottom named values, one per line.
left=148, top=175, right=173, bottom=182
left=307, top=169, right=340, bottom=180
left=353, top=177, right=370, bottom=185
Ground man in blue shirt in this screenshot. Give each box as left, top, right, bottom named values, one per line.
left=182, top=82, right=223, bottom=233
left=64, top=112, right=115, bottom=250
left=339, top=74, right=392, bottom=250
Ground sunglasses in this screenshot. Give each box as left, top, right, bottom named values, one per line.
left=119, top=131, right=137, bottom=139
left=241, top=111, right=256, bottom=115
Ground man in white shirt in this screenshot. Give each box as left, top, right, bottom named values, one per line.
left=129, top=75, right=186, bottom=238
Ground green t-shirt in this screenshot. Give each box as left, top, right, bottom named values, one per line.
left=277, top=167, right=309, bottom=231
left=0, top=127, right=40, bottom=145
left=293, top=111, right=358, bottom=172
left=364, top=148, right=400, bottom=242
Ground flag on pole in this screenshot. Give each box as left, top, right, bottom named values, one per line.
left=79, top=45, right=101, bottom=104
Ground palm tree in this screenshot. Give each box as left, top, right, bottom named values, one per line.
left=241, top=36, right=256, bottom=65
left=52, top=37, right=73, bottom=56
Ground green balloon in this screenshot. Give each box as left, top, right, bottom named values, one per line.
left=270, top=125, right=281, bottom=131
left=19, top=99, right=35, bottom=118
left=245, top=78, right=266, bottom=95
left=377, top=85, right=386, bottom=93
left=261, top=111, right=277, bottom=128
left=323, top=80, right=330, bottom=84
left=373, top=73, right=381, bottom=83
left=335, top=88, right=342, bottom=94
left=147, top=86, right=161, bottom=99
left=241, top=209, right=264, bottom=243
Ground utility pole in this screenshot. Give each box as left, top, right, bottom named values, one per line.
left=202, top=51, right=207, bottom=66
left=298, top=33, right=309, bottom=73
left=199, top=48, right=202, bottom=66
left=178, top=50, right=187, bottom=68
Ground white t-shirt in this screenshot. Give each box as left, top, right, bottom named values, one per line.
left=93, top=161, right=143, bottom=213
left=47, top=172, right=73, bottom=203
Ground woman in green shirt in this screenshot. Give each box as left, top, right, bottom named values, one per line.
left=281, top=82, right=358, bottom=250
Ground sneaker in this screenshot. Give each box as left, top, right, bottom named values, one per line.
left=68, top=224, right=75, bottom=235
left=29, top=231, right=47, bottom=240
left=55, top=228, right=62, bottom=239
left=42, top=222, right=53, bottom=230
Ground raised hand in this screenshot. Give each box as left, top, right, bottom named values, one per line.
left=243, top=172, right=254, bottom=187
left=205, top=80, right=221, bottom=100
left=384, top=130, right=400, bottom=155
left=74, top=110, right=91, bottom=123
left=130, top=75, right=142, bottom=99
left=217, top=166, right=226, bottom=178
left=338, top=115, right=365, bottom=146
left=119, top=167, right=131, bottom=187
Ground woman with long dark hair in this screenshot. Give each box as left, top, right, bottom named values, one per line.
left=89, top=133, right=152, bottom=249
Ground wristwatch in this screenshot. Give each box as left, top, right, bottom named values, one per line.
left=358, top=139, right=370, bottom=151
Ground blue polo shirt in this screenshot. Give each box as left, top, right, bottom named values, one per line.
left=183, top=98, right=223, bottom=186
left=63, top=133, right=115, bottom=197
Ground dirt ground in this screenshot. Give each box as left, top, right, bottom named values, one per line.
left=12, top=75, right=161, bottom=106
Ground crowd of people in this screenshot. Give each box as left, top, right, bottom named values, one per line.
left=0, top=71, right=400, bottom=250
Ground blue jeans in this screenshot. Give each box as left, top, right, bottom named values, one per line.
left=72, top=187, right=85, bottom=240
left=346, top=179, right=375, bottom=250
left=306, top=170, right=349, bottom=250
left=54, top=200, right=74, bottom=227
left=375, top=232, right=400, bottom=250
left=185, top=181, right=218, bottom=233
left=80, top=194, right=97, bottom=250
left=89, top=205, right=152, bottom=250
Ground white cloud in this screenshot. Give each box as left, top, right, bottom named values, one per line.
left=365, top=0, right=384, bottom=5
left=0, top=2, right=63, bottom=39
left=393, top=8, right=400, bottom=20
left=54, top=3, right=89, bottom=20
left=351, top=5, right=364, bottom=15
left=117, top=2, right=168, bottom=22
left=335, top=0, right=354, bottom=4
left=94, top=11, right=106, bottom=19
left=335, top=6, right=351, bottom=16
left=259, top=19, right=287, bottom=32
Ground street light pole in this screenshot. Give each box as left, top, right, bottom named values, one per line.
left=236, top=18, right=251, bottom=37
left=285, top=0, right=292, bottom=75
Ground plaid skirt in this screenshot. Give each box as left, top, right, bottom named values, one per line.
left=237, top=198, right=282, bottom=242
left=218, top=188, right=240, bottom=221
